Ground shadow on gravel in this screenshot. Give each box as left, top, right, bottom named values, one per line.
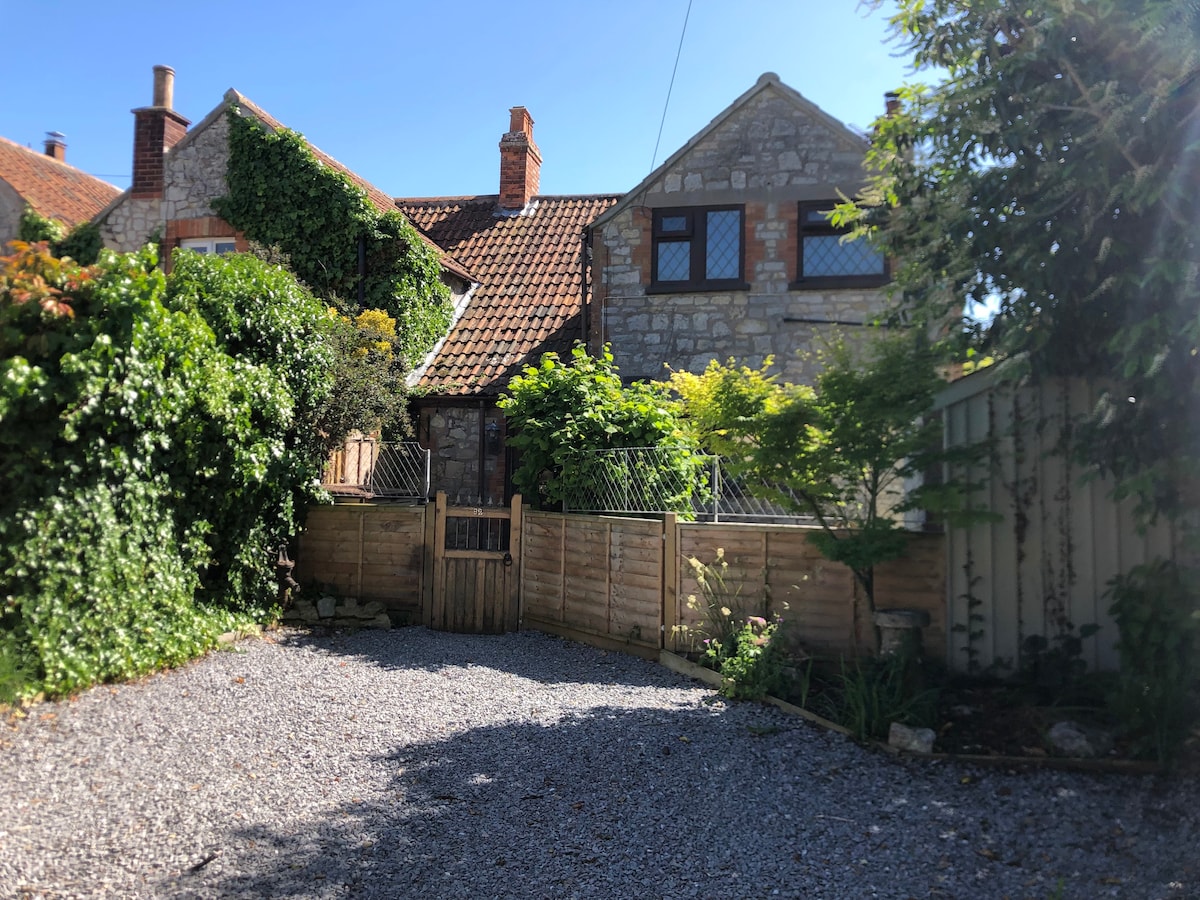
left=271, top=625, right=684, bottom=690
left=164, top=698, right=1197, bottom=900
left=170, top=702, right=872, bottom=898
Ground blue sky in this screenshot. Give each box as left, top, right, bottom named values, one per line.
left=2, top=1, right=912, bottom=198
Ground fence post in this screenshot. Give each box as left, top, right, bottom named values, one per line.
left=509, top=493, right=523, bottom=631
left=712, top=457, right=720, bottom=523
left=421, top=495, right=436, bottom=625
left=662, top=512, right=678, bottom=651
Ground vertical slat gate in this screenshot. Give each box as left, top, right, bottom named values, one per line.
left=423, top=492, right=521, bottom=634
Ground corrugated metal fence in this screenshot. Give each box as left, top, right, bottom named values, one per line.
left=937, top=368, right=1179, bottom=673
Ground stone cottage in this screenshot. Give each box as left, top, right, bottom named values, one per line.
left=587, top=72, right=891, bottom=384
left=398, top=108, right=618, bottom=504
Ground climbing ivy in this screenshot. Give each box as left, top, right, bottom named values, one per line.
left=16, top=207, right=103, bottom=265
left=214, top=109, right=452, bottom=367
left=0, top=243, right=338, bottom=696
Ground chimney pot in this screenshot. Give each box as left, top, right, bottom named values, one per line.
left=44, top=131, right=67, bottom=162
left=153, top=65, right=176, bottom=109
left=131, top=65, right=190, bottom=199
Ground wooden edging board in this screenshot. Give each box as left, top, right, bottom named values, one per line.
left=527, top=618, right=660, bottom=661
left=657, top=651, right=1163, bottom=775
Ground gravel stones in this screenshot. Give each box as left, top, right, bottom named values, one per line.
left=1, top=627, right=1196, bottom=899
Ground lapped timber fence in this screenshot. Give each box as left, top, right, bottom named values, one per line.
left=295, top=494, right=946, bottom=661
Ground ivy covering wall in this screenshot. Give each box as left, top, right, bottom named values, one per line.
left=213, top=109, right=453, bottom=367
left=17, top=206, right=103, bottom=265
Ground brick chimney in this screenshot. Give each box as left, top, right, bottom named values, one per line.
left=131, top=65, right=190, bottom=199
left=498, top=106, right=541, bottom=210
left=885, top=91, right=901, bottom=117
left=43, top=132, right=66, bottom=162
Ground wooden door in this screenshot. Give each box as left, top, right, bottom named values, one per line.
left=425, top=492, right=522, bottom=633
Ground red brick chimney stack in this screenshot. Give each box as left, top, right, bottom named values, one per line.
left=44, top=132, right=66, bottom=162
left=498, top=106, right=541, bottom=210
left=131, top=65, right=190, bottom=200
left=885, top=91, right=901, bottom=117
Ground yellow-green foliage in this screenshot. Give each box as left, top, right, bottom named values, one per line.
left=351, top=308, right=397, bottom=358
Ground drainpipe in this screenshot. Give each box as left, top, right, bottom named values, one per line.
left=580, top=226, right=592, bottom=350
left=478, top=399, right=487, bottom=504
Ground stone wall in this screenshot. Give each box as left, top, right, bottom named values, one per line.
left=593, top=81, right=889, bottom=385
left=100, top=196, right=159, bottom=252
left=0, top=180, right=24, bottom=248
left=162, top=111, right=231, bottom=222
left=418, top=403, right=508, bottom=504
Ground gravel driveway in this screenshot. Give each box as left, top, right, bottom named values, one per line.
left=1, top=628, right=1196, bottom=899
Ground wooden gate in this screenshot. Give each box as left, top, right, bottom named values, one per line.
left=424, top=492, right=522, bottom=633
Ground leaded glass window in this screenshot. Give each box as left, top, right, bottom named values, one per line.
left=795, top=202, right=888, bottom=288
left=650, top=206, right=743, bottom=290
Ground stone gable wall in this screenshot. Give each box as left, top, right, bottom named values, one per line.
left=163, top=111, right=231, bottom=222
left=99, top=110, right=235, bottom=254
left=593, top=87, right=889, bottom=385
left=100, top=197, right=160, bottom=253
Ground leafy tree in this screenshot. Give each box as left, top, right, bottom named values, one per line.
left=0, top=243, right=374, bottom=696
left=498, top=344, right=705, bottom=511
left=842, top=0, right=1200, bottom=523
left=317, top=307, right=412, bottom=448
left=669, top=333, right=963, bottom=623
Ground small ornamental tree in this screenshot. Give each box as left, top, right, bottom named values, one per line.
left=317, top=307, right=412, bottom=448
left=669, top=333, right=973, bottom=626
left=498, top=344, right=705, bottom=511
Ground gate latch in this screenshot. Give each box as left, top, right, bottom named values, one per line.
left=503, top=552, right=513, bottom=567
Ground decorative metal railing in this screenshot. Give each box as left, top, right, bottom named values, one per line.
left=322, top=439, right=430, bottom=501
left=561, top=447, right=815, bottom=523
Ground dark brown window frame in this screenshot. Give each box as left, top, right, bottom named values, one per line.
left=649, top=205, right=749, bottom=293
left=791, top=200, right=890, bottom=290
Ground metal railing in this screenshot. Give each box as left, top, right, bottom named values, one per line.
left=561, top=447, right=815, bottom=523
left=322, top=438, right=430, bottom=501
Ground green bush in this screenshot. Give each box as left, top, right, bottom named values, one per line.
left=0, top=243, right=345, bottom=698
left=821, top=652, right=939, bottom=742
left=16, top=208, right=104, bottom=264
left=704, top=616, right=784, bottom=702
left=1107, top=559, right=1200, bottom=764
left=499, top=344, right=705, bottom=510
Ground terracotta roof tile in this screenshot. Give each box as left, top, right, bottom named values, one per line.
left=398, top=194, right=620, bottom=396
left=228, top=93, right=473, bottom=283
left=0, top=136, right=121, bottom=229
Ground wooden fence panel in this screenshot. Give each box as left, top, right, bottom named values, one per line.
left=673, top=523, right=944, bottom=661
left=521, top=512, right=662, bottom=655
left=296, top=505, right=426, bottom=619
